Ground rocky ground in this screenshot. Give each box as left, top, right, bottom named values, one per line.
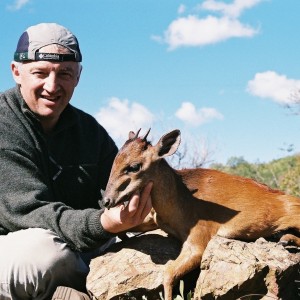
left=87, top=230, right=300, bottom=300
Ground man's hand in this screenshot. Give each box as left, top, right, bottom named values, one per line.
left=100, top=181, right=153, bottom=233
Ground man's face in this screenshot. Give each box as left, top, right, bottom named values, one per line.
left=11, top=46, right=81, bottom=132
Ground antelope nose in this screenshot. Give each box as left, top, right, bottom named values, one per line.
left=102, top=197, right=111, bottom=209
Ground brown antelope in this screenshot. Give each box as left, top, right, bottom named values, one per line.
left=102, top=129, right=300, bottom=300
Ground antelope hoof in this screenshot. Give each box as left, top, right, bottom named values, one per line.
left=279, top=234, right=300, bottom=247
left=278, top=240, right=289, bottom=246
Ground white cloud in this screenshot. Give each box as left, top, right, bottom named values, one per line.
left=200, top=0, right=263, bottom=18
left=155, top=15, right=257, bottom=50
left=247, top=71, right=300, bottom=104
left=175, top=102, right=223, bottom=126
left=95, top=97, right=154, bottom=143
left=7, top=0, right=30, bottom=10
left=153, top=0, right=261, bottom=50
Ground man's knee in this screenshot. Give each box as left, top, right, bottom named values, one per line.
left=0, top=228, right=88, bottom=299
left=20, top=228, right=80, bottom=271
left=4, top=228, right=78, bottom=272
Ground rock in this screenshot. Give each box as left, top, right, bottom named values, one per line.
left=87, top=230, right=181, bottom=300
left=87, top=230, right=300, bottom=300
left=194, top=236, right=300, bottom=300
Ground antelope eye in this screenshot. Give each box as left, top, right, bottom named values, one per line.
left=125, top=163, right=141, bottom=174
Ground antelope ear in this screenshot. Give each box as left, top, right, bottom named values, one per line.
left=155, top=129, right=181, bottom=158
left=129, top=131, right=135, bottom=139
left=128, top=128, right=141, bottom=140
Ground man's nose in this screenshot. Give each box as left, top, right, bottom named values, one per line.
left=44, top=73, right=60, bottom=93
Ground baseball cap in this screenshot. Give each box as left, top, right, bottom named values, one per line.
left=14, top=23, right=82, bottom=62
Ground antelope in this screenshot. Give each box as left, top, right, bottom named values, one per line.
left=102, top=129, right=300, bottom=300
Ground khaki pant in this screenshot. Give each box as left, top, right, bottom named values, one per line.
left=0, top=228, right=90, bottom=300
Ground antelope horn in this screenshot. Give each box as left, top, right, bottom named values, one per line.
left=134, top=128, right=141, bottom=139
left=142, top=128, right=151, bottom=141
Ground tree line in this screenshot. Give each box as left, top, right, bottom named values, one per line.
left=210, top=154, right=300, bottom=197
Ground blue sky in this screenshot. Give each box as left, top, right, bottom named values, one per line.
left=1, top=0, right=300, bottom=165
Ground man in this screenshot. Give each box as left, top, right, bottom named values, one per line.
left=0, top=23, right=152, bottom=300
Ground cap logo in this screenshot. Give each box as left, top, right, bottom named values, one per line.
left=35, top=52, right=78, bottom=62
left=38, top=53, right=60, bottom=60
left=20, top=53, right=27, bottom=60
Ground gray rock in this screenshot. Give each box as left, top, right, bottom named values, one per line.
left=195, top=236, right=300, bottom=299
left=87, top=230, right=300, bottom=300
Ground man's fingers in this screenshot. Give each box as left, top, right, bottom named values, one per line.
left=140, top=195, right=152, bottom=221
left=126, top=192, right=139, bottom=215
left=126, top=181, right=153, bottom=216
left=132, top=181, right=153, bottom=220
left=141, top=181, right=153, bottom=202
left=103, top=182, right=154, bottom=233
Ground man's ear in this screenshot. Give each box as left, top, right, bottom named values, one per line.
left=11, top=61, right=22, bottom=85
left=75, top=65, right=82, bottom=86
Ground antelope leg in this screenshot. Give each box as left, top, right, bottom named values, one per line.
left=163, top=238, right=207, bottom=300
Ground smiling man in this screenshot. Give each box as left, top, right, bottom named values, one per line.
left=0, top=23, right=152, bottom=300
left=12, top=45, right=82, bottom=133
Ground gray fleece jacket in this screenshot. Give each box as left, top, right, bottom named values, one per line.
left=0, top=87, right=118, bottom=251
